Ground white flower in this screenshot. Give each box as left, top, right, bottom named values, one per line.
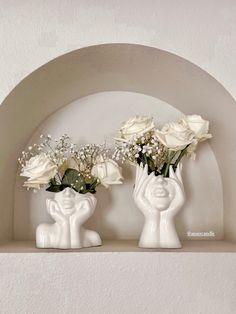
left=21, top=153, right=58, bottom=189
left=180, top=115, right=212, bottom=142
left=118, top=116, right=155, bottom=140
left=179, top=115, right=212, bottom=159
left=91, top=159, right=123, bottom=188
left=155, top=122, right=195, bottom=151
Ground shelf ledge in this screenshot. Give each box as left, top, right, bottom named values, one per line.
left=0, top=240, right=236, bottom=253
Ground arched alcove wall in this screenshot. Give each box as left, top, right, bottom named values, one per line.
left=13, top=92, right=223, bottom=240
left=0, top=44, right=235, bottom=243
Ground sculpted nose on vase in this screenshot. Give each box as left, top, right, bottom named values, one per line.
left=157, top=175, right=164, bottom=184
left=64, top=187, right=74, bottom=197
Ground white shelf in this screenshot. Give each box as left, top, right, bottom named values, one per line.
left=0, top=240, right=236, bottom=253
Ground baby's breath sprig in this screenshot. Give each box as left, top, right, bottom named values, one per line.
left=18, top=134, right=76, bottom=184
left=19, top=134, right=122, bottom=193
left=114, top=131, right=168, bottom=175
left=72, top=143, right=110, bottom=182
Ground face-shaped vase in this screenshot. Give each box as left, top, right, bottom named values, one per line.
left=145, top=175, right=176, bottom=211
left=54, top=187, right=78, bottom=216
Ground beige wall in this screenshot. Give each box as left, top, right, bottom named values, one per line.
left=1, top=0, right=236, bottom=103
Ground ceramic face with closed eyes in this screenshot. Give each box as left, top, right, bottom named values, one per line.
left=144, top=175, right=176, bottom=211
left=53, top=187, right=96, bottom=226
left=54, top=187, right=78, bottom=216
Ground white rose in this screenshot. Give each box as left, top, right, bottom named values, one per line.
left=119, top=116, right=155, bottom=140
left=180, top=115, right=212, bottom=141
left=179, top=115, right=212, bottom=159
left=91, top=159, right=123, bottom=188
left=21, top=153, right=58, bottom=189
left=155, top=122, right=195, bottom=151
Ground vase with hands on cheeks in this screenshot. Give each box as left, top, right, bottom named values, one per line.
left=36, top=188, right=102, bottom=249
left=133, top=163, right=185, bottom=249
left=19, top=135, right=123, bottom=250
left=115, top=114, right=212, bottom=249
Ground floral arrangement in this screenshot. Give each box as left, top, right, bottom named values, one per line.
left=19, top=134, right=123, bottom=193
left=113, top=115, right=212, bottom=177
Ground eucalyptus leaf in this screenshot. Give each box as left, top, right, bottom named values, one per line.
left=62, top=168, right=85, bottom=192
left=46, top=184, right=63, bottom=193
left=47, top=168, right=99, bottom=194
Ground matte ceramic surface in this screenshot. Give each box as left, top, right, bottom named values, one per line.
left=36, top=188, right=102, bottom=249
left=133, top=164, right=185, bottom=248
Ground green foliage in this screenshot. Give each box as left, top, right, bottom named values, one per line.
left=46, top=168, right=99, bottom=194
left=61, top=168, right=84, bottom=191
left=136, top=145, right=190, bottom=177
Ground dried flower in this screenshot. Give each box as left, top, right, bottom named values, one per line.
left=114, top=131, right=168, bottom=174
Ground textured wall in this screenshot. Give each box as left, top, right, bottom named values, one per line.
left=0, top=253, right=235, bottom=314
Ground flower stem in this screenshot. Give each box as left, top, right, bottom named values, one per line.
left=172, top=145, right=190, bottom=171
left=163, top=150, right=178, bottom=177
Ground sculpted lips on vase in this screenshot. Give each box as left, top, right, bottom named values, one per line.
left=147, top=176, right=175, bottom=211
left=152, top=187, right=169, bottom=198
left=62, top=199, right=74, bottom=209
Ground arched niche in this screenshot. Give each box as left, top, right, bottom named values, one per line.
left=0, top=43, right=236, bottom=247
left=13, top=92, right=223, bottom=241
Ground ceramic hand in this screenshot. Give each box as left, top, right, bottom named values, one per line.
left=71, top=194, right=97, bottom=226
left=133, top=164, right=156, bottom=217
left=46, top=199, right=67, bottom=224
left=164, top=164, right=185, bottom=217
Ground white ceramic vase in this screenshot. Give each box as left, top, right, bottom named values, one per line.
left=36, top=187, right=102, bottom=249
left=133, top=163, right=185, bottom=249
